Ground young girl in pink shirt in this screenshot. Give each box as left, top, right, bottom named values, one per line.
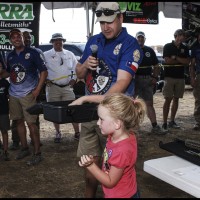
left=79, top=93, right=146, bottom=198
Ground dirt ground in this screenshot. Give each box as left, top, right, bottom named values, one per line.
left=0, top=85, right=198, bottom=198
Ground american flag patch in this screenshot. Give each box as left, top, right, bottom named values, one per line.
left=126, top=61, right=138, bottom=73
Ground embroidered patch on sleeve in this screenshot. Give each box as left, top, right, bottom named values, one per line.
left=133, top=49, right=140, bottom=62
left=126, top=61, right=138, bottom=73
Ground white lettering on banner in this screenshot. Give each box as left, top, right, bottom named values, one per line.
left=0, top=3, right=34, bottom=20
left=0, top=21, right=31, bottom=27
left=0, top=45, right=14, bottom=50
left=147, top=18, right=158, bottom=24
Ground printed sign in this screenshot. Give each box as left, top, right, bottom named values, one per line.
left=118, top=2, right=158, bottom=24
left=0, top=2, right=41, bottom=51
left=182, top=2, right=200, bottom=49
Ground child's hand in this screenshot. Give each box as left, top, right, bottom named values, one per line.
left=68, top=96, right=87, bottom=106
left=79, top=155, right=94, bottom=167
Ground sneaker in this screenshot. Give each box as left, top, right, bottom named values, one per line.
left=54, top=138, right=61, bottom=143
left=151, top=125, right=161, bottom=134
left=2, top=151, right=10, bottom=161
left=15, top=147, right=31, bottom=160
left=160, top=123, right=169, bottom=134
left=168, top=121, right=180, bottom=129
left=27, top=153, right=43, bottom=166
left=9, top=142, right=20, bottom=151
left=54, top=131, right=61, bottom=143
left=193, top=123, right=200, bottom=131
left=74, top=132, right=80, bottom=141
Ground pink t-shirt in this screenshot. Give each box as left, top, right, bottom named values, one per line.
left=102, top=134, right=138, bottom=198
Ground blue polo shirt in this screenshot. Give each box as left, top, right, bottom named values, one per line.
left=6, top=46, right=47, bottom=98
left=80, top=27, right=143, bottom=96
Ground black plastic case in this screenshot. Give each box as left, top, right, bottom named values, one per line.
left=42, top=101, right=98, bottom=124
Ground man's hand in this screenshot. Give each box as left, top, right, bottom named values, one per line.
left=69, top=79, right=76, bottom=87
left=32, top=88, right=40, bottom=99
left=85, top=55, right=99, bottom=71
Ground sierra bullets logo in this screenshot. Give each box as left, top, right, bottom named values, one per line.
left=0, top=2, right=40, bottom=51
left=0, top=3, right=34, bottom=20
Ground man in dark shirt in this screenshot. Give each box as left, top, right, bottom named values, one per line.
left=0, top=51, right=10, bottom=157
left=162, top=29, right=190, bottom=133
left=189, top=30, right=200, bottom=130
left=134, top=31, right=162, bottom=134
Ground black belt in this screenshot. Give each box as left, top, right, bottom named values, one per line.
left=52, top=82, right=70, bottom=88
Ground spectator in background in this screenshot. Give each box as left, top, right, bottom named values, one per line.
left=9, top=31, right=43, bottom=150
left=78, top=93, right=146, bottom=198
left=0, top=28, right=48, bottom=165
left=0, top=51, right=21, bottom=151
left=161, top=29, right=190, bottom=133
left=44, top=33, right=80, bottom=142
left=70, top=2, right=143, bottom=197
left=0, top=52, right=4, bottom=150
left=0, top=52, right=10, bottom=161
left=189, top=31, right=200, bottom=130
left=134, top=31, right=162, bottom=134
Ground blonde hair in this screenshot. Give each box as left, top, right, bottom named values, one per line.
left=99, top=93, right=146, bottom=132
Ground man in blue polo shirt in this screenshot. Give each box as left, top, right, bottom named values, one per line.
left=70, top=2, right=143, bottom=198
left=0, top=28, right=48, bottom=165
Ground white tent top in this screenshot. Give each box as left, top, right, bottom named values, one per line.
left=42, top=2, right=183, bottom=19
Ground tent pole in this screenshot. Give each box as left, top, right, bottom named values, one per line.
left=90, top=2, right=96, bottom=37
left=85, top=2, right=90, bottom=41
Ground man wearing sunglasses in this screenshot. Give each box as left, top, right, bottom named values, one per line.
left=70, top=2, right=143, bottom=198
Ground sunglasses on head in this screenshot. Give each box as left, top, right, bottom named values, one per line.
left=95, top=9, right=120, bottom=17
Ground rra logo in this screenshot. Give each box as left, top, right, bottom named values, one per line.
left=0, top=3, right=34, bottom=20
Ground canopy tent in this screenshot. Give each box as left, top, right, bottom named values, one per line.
left=42, top=2, right=97, bottom=40
left=41, top=2, right=184, bottom=39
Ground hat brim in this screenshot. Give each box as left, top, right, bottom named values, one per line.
left=136, top=34, right=146, bottom=38
left=9, top=31, right=23, bottom=39
left=96, top=13, right=117, bottom=23
left=50, top=38, right=66, bottom=43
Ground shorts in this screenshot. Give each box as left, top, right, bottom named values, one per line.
left=45, top=84, right=75, bottom=102
left=0, top=114, right=11, bottom=131
left=77, top=120, right=107, bottom=157
left=9, top=93, right=38, bottom=123
left=134, top=75, right=153, bottom=101
left=163, top=77, right=185, bottom=98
